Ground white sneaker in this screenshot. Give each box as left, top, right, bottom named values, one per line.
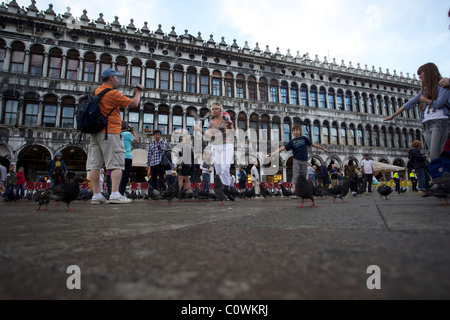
left=91, top=195, right=108, bottom=205
left=109, top=194, right=132, bottom=204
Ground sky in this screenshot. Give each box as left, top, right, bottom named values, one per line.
left=13, top=0, right=450, bottom=77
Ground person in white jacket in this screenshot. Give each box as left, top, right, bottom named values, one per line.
left=251, top=162, right=260, bottom=195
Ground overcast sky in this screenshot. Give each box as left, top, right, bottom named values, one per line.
left=15, top=0, right=450, bottom=77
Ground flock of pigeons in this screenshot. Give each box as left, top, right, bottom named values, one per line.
left=2, top=172, right=450, bottom=211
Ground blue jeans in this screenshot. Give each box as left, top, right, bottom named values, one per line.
left=202, top=173, right=210, bottom=191
left=16, top=184, right=25, bottom=198
left=423, top=119, right=449, bottom=160
left=416, top=167, right=430, bottom=190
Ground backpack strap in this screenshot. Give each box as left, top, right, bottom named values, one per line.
left=95, top=88, right=115, bottom=140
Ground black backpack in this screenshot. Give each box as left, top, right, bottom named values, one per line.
left=75, top=88, right=115, bottom=139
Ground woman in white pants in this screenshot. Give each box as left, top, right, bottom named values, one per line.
left=194, top=103, right=235, bottom=200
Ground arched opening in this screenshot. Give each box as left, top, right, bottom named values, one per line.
left=17, top=145, right=51, bottom=181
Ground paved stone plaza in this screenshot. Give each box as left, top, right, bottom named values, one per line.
left=1, top=192, right=449, bottom=300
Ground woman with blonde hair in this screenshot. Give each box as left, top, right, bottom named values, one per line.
left=385, top=63, right=450, bottom=160
left=408, top=140, right=430, bottom=194
left=194, top=103, right=235, bottom=200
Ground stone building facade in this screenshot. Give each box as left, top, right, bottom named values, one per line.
left=0, top=1, right=423, bottom=182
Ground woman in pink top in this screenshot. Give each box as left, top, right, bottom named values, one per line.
left=16, top=166, right=26, bottom=199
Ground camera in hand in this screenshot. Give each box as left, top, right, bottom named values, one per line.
left=135, top=86, right=143, bottom=92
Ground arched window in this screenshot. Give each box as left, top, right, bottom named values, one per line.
left=3, top=99, right=18, bottom=125
left=270, top=80, right=278, bottom=103
left=212, top=70, right=222, bottom=96
left=345, top=91, right=352, bottom=112
left=186, top=108, right=196, bottom=134
left=283, top=118, right=291, bottom=142
left=43, top=95, right=58, bottom=128
left=300, top=84, right=308, bottom=106
left=272, top=116, right=280, bottom=141
left=280, top=81, right=289, bottom=104
left=362, top=94, right=368, bottom=113
left=172, top=106, right=183, bottom=132
left=403, top=128, right=409, bottom=148
left=66, top=49, right=79, bottom=80
left=128, top=109, right=139, bottom=132
left=143, top=103, right=155, bottom=132
left=224, top=72, right=233, bottom=98
left=200, top=68, right=209, bottom=95
left=259, top=78, right=268, bottom=102
left=384, top=97, right=390, bottom=116
left=29, top=44, right=45, bottom=76
left=336, top=89, right=344, bottom=110
left=187, top=67, right=197, bottom=93
left=291, top=83, right=299, bottom=105
left=0, top=39, right=6, bottom=70
left=310, top=86, right=318, bottom=108
left=145, top=60, right=156, bottom=89
left=61, top=96, right=75, bottom=128
left=248, top=76, right=257, bottom=100
left=319, top=87, right=326, bottom=109
left=201, top=108, right=211, bottom=130
left=99, top=54, right=112, bottom=77
left=159, top=62, right=170, bottom=90
left=23, top=93, right=39, bottom=126
left=348, top=124, right=356, bottom=146
left=323, top=121, right=330, bottom=145
left=373, top=126, right=380, bottom=147
left=10, top=41, right=25, bottom=73
left=131, top=58, right=142, bottom=87
left=328, top=88, right=335, bottom=110
left=48, top=47, right=62, bottom=78
left=83, top=52, right=96, bottom=82
left=391, top=97, right=397, bottom=115
left=157, top=105, right=169, bottom=135
left=261, top=115, right=270, bottom=141
left=249, top=113, right=259, bottom=141
left=236, top=74, right=246, bottom=99
left=380, top=127, right=387, bottom=147
left=238, top=112, right=247, bottom=130
left=173, top=65, right=183, bottom=92
left=353, top=92, right=360, bottom=113
left=340, top=123, right=347, bottom=145
left=409, top=129, right=415, bottom=147
left=313, top=120, right=321, bottom=143
left=365, top=125, right=372, bottom=146
left=387, top=127, right=394, bottom=148
left=368, top=95, right=375, bottom=114
left=397, top=99, right=403, bottom=118
left=377, top=96, right=383, bottom=115
left=331, top=122, right=339, bottom=145
left=395, top=128, right=402, bottom=148
left=303, top=119, right=311, bottom=140
left=357, top=125, right=364, bottom=146
left=115, top=56, right=127, bottom=86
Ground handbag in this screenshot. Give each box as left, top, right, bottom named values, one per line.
left=160, top=151, right=172, bottom=171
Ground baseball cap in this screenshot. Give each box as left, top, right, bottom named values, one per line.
left=101, top=68, right=123, bottom=79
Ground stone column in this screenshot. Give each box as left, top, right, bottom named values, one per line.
left=55, top=100, right=62, bottom=128
left=3, top=47, right=11, bottom=72
left=61, top=55, right=67, bottom=80
left=155, top=67, right=160, bottom=89
left=42, top=53, right=49, bottom=77
left=23, top=49, right=30, bottom=74
left=17, top=98, right=24, bottom=126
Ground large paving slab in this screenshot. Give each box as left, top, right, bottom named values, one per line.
left=0, top=192, right=449, bottom=300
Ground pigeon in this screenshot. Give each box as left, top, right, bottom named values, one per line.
left=147, top=185, right=161, bottom=203
left=326, top=180, right=351, bottom=203
left=377, top=184, right=393, bottom=200
left=50, top=176, right=87, bottom=211
left=160, top=184, right=177, bottom=207
left=295, top=176, right=315, bottom=208
left=398, top=187, right=407, bottom=194
left=244, top=187, right=256, bottom=200
left=312, top=184, right=327, bottom=199
left=129, top=190, right=138, bottom=201
left=280, top=184, right=293, bottom=198
left=423, top=172, right=450, bottom=205
left=26, top=189, right=34, bottom=201
left=194, top=187, right=210, bottom=201
left=33, top=190, right=52, bottom=211
left=259, top=184, right=270, bottom=200
left=214, top=175, right=228, bottom=206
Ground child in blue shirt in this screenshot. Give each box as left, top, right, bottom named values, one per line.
left=269, top=124, right=328, bottom=192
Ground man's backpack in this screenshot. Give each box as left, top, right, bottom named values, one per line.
left=75, top=88, right=114, bottom=138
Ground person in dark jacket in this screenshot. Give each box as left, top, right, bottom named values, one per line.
left=408, top=140, right=430, bottom=194
left=47, top=152, right=67, bottom=189
left=320, top=162, right=329, bottom=189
